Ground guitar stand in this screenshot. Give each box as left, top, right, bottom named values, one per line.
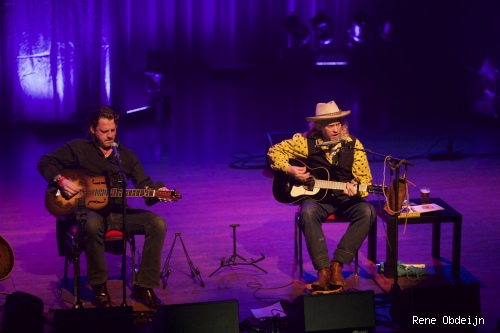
left=209, top=224, right=267, bottom=277
left=160, top=232, right=205, bottom=288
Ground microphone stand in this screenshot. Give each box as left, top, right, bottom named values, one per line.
left=341, top=145, right=414, bottom=295
left=112, top=143, right=129, bottom=306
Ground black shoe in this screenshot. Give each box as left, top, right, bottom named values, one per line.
left=131, top=285, right=164, bottom=309
left=92, top=283, right=112, bottom=308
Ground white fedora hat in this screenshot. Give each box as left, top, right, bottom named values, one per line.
left=305, top=101, right=351, bottom=122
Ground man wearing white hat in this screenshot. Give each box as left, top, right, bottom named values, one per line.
left=268, top=101, right=376, bottom=291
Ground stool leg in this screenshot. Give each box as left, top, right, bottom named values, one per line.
left=64, top=256, right=69, bottom=285
left=294, top=214, right=298, bottom=275
left=130, top=236, right=137, bottom=284
left=295, top=213, right=304, bottom=278
left=64, top=230, right=75, bottom=287
left=355, top=251, right=359, bottom=275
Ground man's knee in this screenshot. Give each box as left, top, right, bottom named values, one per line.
left=300, top=207, right=315, bottom=222
left=83, top=213, right=105, bottom=236
left=300, top=201, right=323, bottom=221
left=358, top=202, right=376, bottom=220
left=151, top=215, right=167, bottom=234
left=366, top=204, right=376, bottom=225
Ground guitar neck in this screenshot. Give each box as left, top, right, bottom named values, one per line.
left=94, top=188, right=157, bottom=198
left=314, top=179, right=368, bottom=192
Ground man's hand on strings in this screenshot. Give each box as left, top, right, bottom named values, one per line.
left=344, top=180, right=358, bottom=196
left=287, top=165, right=310, bottom=182
left=59, top=179, right=81, bottom=198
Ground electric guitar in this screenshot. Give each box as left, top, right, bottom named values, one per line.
left=45, top=170, right=182, bottom=216
left=272, top=158, right=385, bottom=204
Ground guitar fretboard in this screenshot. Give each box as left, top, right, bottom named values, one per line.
left=94, top=188, right=156, bottom=198
left=314, top=179, right=368, bottom=192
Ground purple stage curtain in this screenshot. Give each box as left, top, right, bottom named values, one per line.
left=1, top=0, right=116, bottom=123
left=1, top=0, right=363, bottom=123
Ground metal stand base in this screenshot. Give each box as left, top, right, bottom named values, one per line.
left=209, top=224, right=267, bottom=277
left=160, top=232, right=205, bottom=288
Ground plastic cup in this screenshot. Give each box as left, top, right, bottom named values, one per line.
left=420, top=187, right=430, bottom=204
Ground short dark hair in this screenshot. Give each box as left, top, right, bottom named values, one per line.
left=88, top=105, right=120, bottom=128
left=87, top=105, right=120, bottom=138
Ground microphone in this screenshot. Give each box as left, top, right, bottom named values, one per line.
left=315, top=140, right=339, bottom=148
left=315, top=139, right=346, bottom=148
left=110, top=142, right=119, bottom=157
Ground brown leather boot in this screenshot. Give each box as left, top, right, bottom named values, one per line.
left=329, top=260, right=345, bottom=289
left=311, top=267, right=331, bottom=291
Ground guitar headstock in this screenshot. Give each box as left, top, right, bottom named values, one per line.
left=156, top=189, right=182, bottom=202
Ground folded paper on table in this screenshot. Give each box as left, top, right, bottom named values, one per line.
left=409, top=203, right=444, bottom=213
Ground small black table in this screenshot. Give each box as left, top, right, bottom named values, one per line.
left=369, top=198, right=462, bottom=279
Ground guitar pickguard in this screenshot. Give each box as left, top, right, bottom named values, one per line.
left=289, top=184, right=321, bottom=197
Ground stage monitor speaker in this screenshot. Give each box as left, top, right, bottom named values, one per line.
left=51, top=306, right=134, bottom=333
left=153, top=299, right=239, bottom=333
left=390, top=282, right=481, bottom=333
left=2, top=291, right=44, bottom=333
left=288, top=290, right=376, bottom=333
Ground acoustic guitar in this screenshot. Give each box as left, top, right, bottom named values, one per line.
left=0, top=235, right=14, bottom=281
left=45, top=169, right=181, bottom=216
left=272, top=158, right=385, bottom=204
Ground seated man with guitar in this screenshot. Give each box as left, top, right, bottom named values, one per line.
left=37, top=105, right=177, bottom=308
left=268, top=101, right=376, bottom=292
